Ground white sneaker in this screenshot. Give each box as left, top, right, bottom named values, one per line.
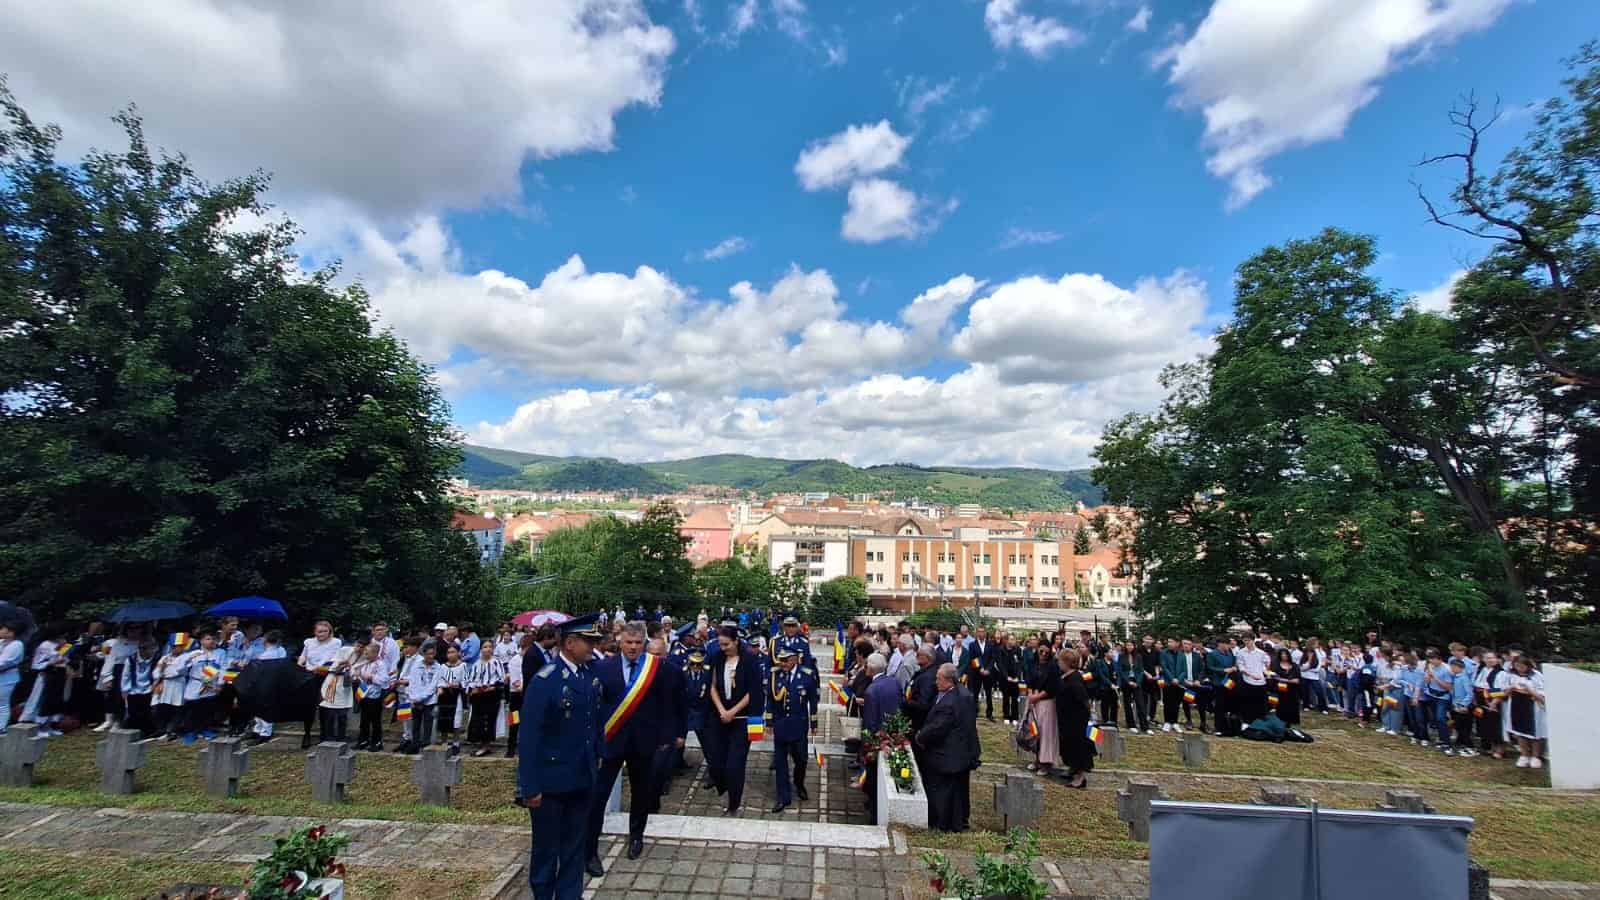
left=1161, top=723, right=1171, bottom=733
left=1174, top=724, right=1184, bottom=734
left=1530, top=757, right=1543, bottom=769
left=92, top=720, right=112, bottom=733
left=1516, top=756, right=1530, bottom=767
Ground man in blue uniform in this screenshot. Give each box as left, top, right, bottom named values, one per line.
left=768, top=647, right=818, bottom=812
left=517, top=613, right=603, bottom=900
left=774, top=616, right=812, bottom=667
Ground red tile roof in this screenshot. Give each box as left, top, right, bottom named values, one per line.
left=452, top=512, right=502, bottom=531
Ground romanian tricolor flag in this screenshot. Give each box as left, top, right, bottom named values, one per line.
left=354, top=684, right=367, bottom=702
left=1183, top=690, right=1196, bottom=704
left=830, top=681, right=853, bottom=706
left=834, top=624, right=846, bottom=673
left=746, top=718, right=765, bottom=740
left=56, top=642, right=71, bottom=656
left=1026, top=719, right=1039, bottom=740
left=1489, top=691, right=1507, bottom=700
left=1268, top=695, right=1280, bottom=708
left=1086, top=724, right=1101, bottom=743
left=1224, top=678, right=1236, bottom=690
left=222, top=669, right=238, bottom=685
left=1473, top=706, right=1485, bottom=718
left=201, top=663, right=221, bottom=680
left=509, top=709, right=520, bottom=726
left=1276, top=682, right=1289, bottom=694
left=1383, top=696, right=1399, bottom=708
left=854, top=769, right=867, bottom=790
left=814, top=745, right=825, bottom=768
left=170, top=632, right=190, bottom=651
left=1081, top=672, right=1094, bottom=683
left=395, top=699, right=413, bottom=721
left=383, top=691, right=397, bottom=709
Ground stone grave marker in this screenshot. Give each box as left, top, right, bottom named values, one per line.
left=1253, top=786, right=1303, bottom=807
left=96, top=728, right=147, bottom=795
left=1115, top=779, right=1168, bottom=842
left=0, top=723, right=47, bottom=787
left=412, top=745, right=464, bottom=806
left=1098, top=727, right=1126, bottom=764
left=1468, top=860, right=1490, bottom=900
left=992, top=771, right=1045, bottom=831
left=1176, top=732, right=1210, bottom=768
left=198, top=736, right=250, bottom=798
left=306, top=741, right=357, bottom=803
left=1375, top=789, right=1435, bottom=814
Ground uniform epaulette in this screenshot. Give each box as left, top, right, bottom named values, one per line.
left=537, top=663, right=557, bottom=679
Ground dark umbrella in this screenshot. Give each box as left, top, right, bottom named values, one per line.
left=0, top=600, right=37, bottom=642
left=106, top=599, right=197, bottom=624
left=203, top=596, right=288, bottom=621
left=232, top=658, right=322, bottom=725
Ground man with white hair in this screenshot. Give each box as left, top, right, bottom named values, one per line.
left=903, top=644, right=941, bottom=732
left=892, top=634, right=919, bottom=691
left=861, top=653, right=901, bottom=735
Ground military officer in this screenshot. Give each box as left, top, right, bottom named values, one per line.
left=774, top=615, right=813, bottom=667
left=768, top=646, right=819, bottom=812
left=517, top=613, right=603, bottom=900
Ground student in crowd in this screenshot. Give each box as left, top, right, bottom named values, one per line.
left=400, top=641, right=442, bottom=753
left=1449, top=657, right=1477, bottom=757
left=1504, top=655, right=1547, bottom=769
left=317, top=633, right=361, bottom=746
left=995, top=633, right=1023, bottom=726
left=1025, top=640, right=1060, bottom=775
left=1300, top=638, right=1328, bottom=713
left=1234, top=634, right=1270, bottom=725
left=153, top=637, right=189, bottom=740
left=120, top=641, right=159, bottom=738
left=1116, top=639, right=1150, bottom=734
left=465, top=640, right=506, bottom=757
left=1088, top=645, right=1118, bottom=729
left=437, top=644, right=467, bottom=754
left=0, top=622, right=24, bottom=735
left=1052, top=648, right=1092, bottom=790
left=1268, top=648, right=1301, bottom=726
left=243, top=630, right=287, bottom=744
left=179, top=630, right=226, bottom=743
left=1473, top=651, right=1508, bottom=758
left=353, top=638, right=394, bottom=752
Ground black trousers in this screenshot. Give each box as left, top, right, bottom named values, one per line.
left=182, top=697, right=218, bottom=734
left=974, top=674, right=996, bottom=718
left=1120, top=685, right=1149, bottom=731
left=468, top=690, right=501, bottom=744
left=586, top=752, right=655, bottom=858
left=1097, top=691, right=1118, bottom=727
left=358, top=697, right=386, bottom=746
left=318, top=705, right=349, bottom=743
left=122, top=693, right=154, bottom=737
left=999, top=679, right=1020, bottom=721
left=1234, top=683, right=1266, bottom=725
left=505, top=690, right=523, bottom=754
left=925, top=768, right=970, bottom=832
left=704, top=720, right=751, bottom=811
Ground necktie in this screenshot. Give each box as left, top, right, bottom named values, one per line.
left=626, top=660, right=637, bottom=687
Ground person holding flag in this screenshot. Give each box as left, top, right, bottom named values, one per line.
left=179, top=630, right=226, bottom=743
left=767, top=645, right=818, bottom=813
left=584, top=621, right=682, bottom=873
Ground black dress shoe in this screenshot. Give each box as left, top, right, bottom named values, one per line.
left=585, top=856, right=606, bottom=878
left=769, top=801, right=790, bottom=813
left=626, top=837, right=644, bottom=859
left=795, top=785, right=809, bottom=802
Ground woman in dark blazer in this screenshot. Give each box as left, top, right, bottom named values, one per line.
left=1052, top=647, right=1094, bottom=789
left=706, top=625, right=764, bottom=814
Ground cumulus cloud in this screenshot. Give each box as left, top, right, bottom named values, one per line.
left=690, top=236, right=751, bottom=261
left=1411, top=269, right=1467, bottom=314
left=984, top=0, right=1083, bottom=59
left=469, top=363, right=1170, bottom=469
left=795, top=121, right=913, bottom=191
left=1161, top=0, right=1514, bottom=209
left=0, top=0, right=674, bottom=222
left=355, top=219, right=966, bottom=395
left=952, top=271, right=1213, bottom=383
left=841, top=179, right=956, bottom=243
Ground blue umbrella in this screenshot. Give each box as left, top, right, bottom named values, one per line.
left=0, top=600, right=37, bottom=642
left=204, top=595, right=287, bottom=621
left=106, top=599, right=196, bottom=623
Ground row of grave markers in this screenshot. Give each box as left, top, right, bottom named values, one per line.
left=0, top=722, right=467, bottom=808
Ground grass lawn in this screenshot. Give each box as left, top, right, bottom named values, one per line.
left=0, top=730, right=527, bottom=827
left=0, top=847, right=440, bottom=900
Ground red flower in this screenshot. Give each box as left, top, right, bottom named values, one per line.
left=931, top=877, right=945, bottom=892
left=307, top=825, right=326, bottom=841
left=327, top=862, right=347, bottom=877
left=281, top=873, right=304, bottom=892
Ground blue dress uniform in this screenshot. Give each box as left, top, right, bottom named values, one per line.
left=517, top=615, right=603, bottom=900
left=768, top=651, right=818, bottom=811
left=774, top=616, right=813, bottom=667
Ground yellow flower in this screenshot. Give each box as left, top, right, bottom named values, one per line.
left=900, top=767, right=911, bottom=779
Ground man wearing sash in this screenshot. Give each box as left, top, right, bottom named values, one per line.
left=584, top=620, right=681, bottom=872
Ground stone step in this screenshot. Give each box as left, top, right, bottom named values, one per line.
left=600, top=813, right=888, bottom=849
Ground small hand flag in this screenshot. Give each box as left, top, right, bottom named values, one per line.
left=1182, top=690, right=1196, bottom=704
left=396, top=699, right=413, bottom=721
left=1086, top=724, right=1102, bottom=743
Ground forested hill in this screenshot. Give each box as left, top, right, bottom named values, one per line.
left=456, top=446, right=1103, bottom=508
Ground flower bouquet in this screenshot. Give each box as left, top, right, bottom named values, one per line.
left=245, top=824, right=349, bottom=900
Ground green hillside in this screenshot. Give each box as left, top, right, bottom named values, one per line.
left=457, top=445, right=1103, bottom=508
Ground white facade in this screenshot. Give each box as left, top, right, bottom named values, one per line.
left=768, top=536, right=850, bottom=591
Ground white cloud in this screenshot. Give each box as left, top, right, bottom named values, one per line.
left=984, top=0, right=1084, bottom=59
left=998, top=227, right=1065, bottom=249
left=795, top=121, right=913, bottom=191
left=0, top=0, right=674, bottom=223
left=357, top=219, right=960, bottom=395
left=841, top=179, right=956, bottom=243
left=469, top=362, right=1169, bottom=469
left=727, top=0, right=759, bottom=38
left=690, top=236, right=751, bottom=261
left=1411, top=269, right=1467, bottom=314
left=897, top=77, right=956, bottom=122
left=940, top=107, right=992, bottom=143
left=1126, top=5, right=1152, bottom=32
left=952, top=271, right=1213, bottom=383
left=1162, top=0, right=1514, bottom=210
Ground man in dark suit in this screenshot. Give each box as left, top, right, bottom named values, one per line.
left=860, top=653, right=902, bottom=734
left=914, top=663, right=981, bottom=832
left=521, top=624, right=557, bottom=688
left=902, top=644, right=940, bottom=733
left=970, top=627, right=997, bottom=721
left=584, top=621, right=681, bottom=872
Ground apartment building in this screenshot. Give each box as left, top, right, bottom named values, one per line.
left=767, top=535, right=850, bottom=592
left=851, top=527, right=1073, bottom=607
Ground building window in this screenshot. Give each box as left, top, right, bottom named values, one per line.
left=902, top=552, right=910, bottom=562
left=912, top=552, right=920, bottom=562
left=902, top=573, right=911, bottom=585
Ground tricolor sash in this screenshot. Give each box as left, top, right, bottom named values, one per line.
left=604, top=653, right=660, bottom=743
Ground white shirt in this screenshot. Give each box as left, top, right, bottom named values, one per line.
left=722, top=657, right=736, bottom=699
left=1236, top=646, right=1270, bottom=685
left=300, top=637, right=343, bottom=671
left=1301, top=649, right=1324, bottom=680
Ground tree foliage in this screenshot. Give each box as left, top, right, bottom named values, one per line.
left=809, top=575, right=868, bottom=627
left=0, top=92, right=492, bottom=628
left=522, top=502, right=697, bottom=617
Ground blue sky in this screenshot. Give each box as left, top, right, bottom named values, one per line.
left=5, top=0, right=1593, bottom=469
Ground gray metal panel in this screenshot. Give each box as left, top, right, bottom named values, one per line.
left=1149, top=801, right=1473, bottom=900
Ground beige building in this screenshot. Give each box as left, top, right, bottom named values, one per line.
left=847, top=527, right=1074, bottom=612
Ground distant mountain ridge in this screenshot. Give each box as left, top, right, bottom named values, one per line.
left=456, top=445, right=1103, bottom=509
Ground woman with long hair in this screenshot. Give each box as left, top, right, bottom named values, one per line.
left=1269, top=647, right=1301, bottom=726
left=706, top=625, right=764, bottom=814
left=1503, top=655, right=1547, bottom=769
left=1025, top=643, right=1060, bottom=774
left=1052, top=647, right=1093, bottom=790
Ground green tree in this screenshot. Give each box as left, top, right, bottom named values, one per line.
left=770, top=562, right=810, bottom=613
left=1072, top=527, right=1092, bottom=556
left=0, top=93, right=486, bottom=628
left=695, top=556, right=773, bottom=610
left=522, top=504, right=696, bottom=617
left=809, top=575, right=868, bottom=627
